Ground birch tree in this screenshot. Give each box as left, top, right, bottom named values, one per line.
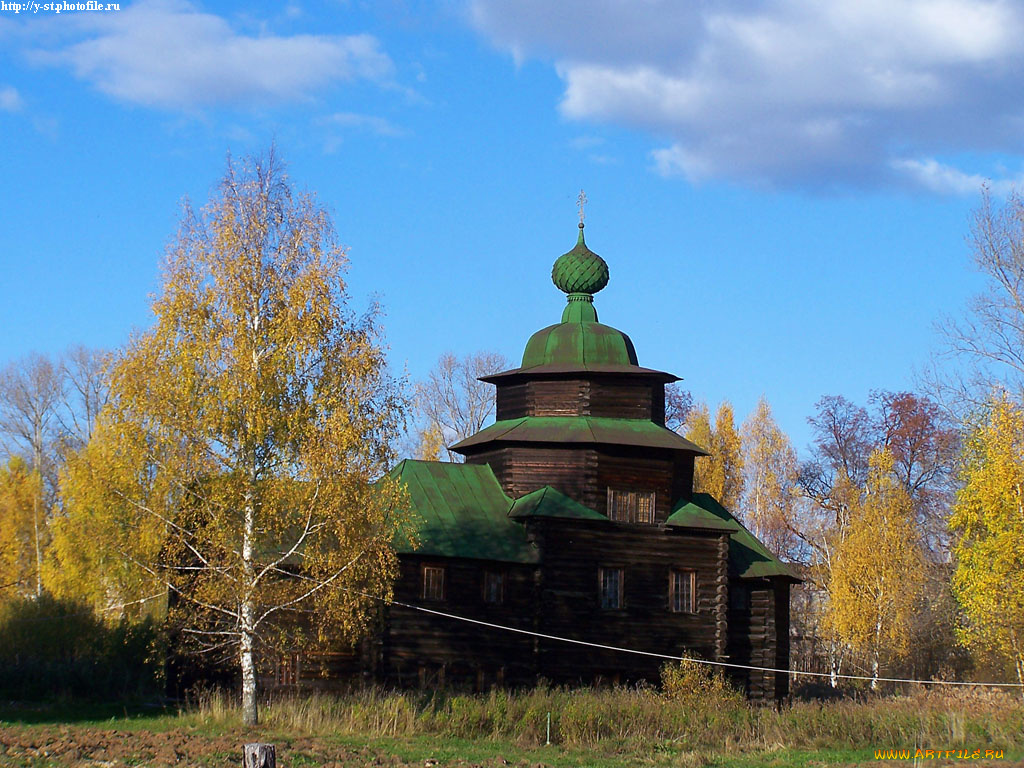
left=55, top=150, right=410, bottom=725
left=941, top=188, right=1024, bottom=403
left=58, top=345, right=109, bottom=451
left=826, top=449, right=923, bottom=689
left=0, top=353, right=64, bottom=597
left=413, top=351, right=508, bottom=462
left=742, top=396, right=799, bottom=559
left=949, top=393, right=1024, bottom=689
left=686, top=400, right=744, bottom=512
left=0, top=457, right=39, bottom=599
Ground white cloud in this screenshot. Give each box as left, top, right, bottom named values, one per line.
left=891, top=158, right=1024, bottom=196
left=0, top=85, right=23, bottom=112
left=320, top=111, right=404, bottom=137
left=36, top=0, right=393, bottom=110
left=471, top=0, right=1024, bottom=192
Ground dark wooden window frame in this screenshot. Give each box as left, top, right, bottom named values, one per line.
left=421, top=564, right=446, bottom=601
left=482, top=569, right=505, bottom=605
left=606, top=488, right=656, bottom=524
left=599, top=566, right=625, bottom=610
left=669, top=568, right=696, bottom=613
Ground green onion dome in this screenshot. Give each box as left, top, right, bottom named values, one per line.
left=551, top=223, right=609, bottom=295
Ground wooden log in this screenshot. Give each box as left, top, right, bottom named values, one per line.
left=243, top=743, right=276, bottom=768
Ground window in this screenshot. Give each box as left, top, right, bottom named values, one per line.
left=482, top=570, right=505, bottom=605
left=599, top=567, right=624, bottom=610
left=670, top=569, right=695, bottom=613
left=607, top=489, right=656, bottom=523
left=422, top=565, right=445, bottom=601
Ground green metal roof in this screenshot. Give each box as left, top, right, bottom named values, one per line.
left=390, top=460, right=539, bottom=564
left=481, top=362, right=679, bottom=383
left=664, top=499, right=737, bottom=533
left=451, top=416, right=709, bottom=455
left=668, top=493, right=799, bottom=580
left=388, top=463, right=794, bottom=579
left=508, top=486, right=608, bottom=521
left=521, top=318, right=639, bottom=370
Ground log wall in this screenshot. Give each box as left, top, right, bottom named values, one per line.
left=495, top=377, right=664, bottom=421
left=466, top=445, right=684, bottom=523
left=381, top=555, right=538, bottom=688
left=528, top=519, right=728, bottom=683
left=725, top=577, right=791, bottom=702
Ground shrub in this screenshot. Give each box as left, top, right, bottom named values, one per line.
left=0, top=594, right=164, bottom=700
left=660, top=656, right=743, bottom=706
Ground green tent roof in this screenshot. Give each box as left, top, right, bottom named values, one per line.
left=390, top=460, right=539, bottom=564
left=451, top=416, right=709, bottom=455
left=481, top=362, right=678, bottom=382
left=509, top=485, right=608, bottom=521
left=668, top=493, right=798, bottom=580
left=522, top=319, right=639, bottom=370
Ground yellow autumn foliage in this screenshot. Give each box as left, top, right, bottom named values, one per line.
left=950, top=393, right=1024, bottom=686
left=827, top=449, right=923, bottom=684
left=0, top=457, right=40, bottom=601
left=741, top=396, right=798, bottom=558
left=686, top=399, right=744, bottom=512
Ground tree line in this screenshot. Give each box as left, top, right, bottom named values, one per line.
left=1, top=153, right=1023, bottom=721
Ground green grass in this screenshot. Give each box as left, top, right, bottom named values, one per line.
left=1, top=685, right=1022, bottom=767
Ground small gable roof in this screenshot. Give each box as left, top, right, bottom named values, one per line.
left=669, top=493, right=799, bottom=580
left=390, top=459, right=539, bottom=564
left=509, top=486, right=608, bottom=521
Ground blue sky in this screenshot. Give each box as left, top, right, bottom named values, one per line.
left=1, top=0, right=1019, bottom=454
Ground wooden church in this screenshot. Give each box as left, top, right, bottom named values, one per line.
left=379, top=222, right=797, bottom=702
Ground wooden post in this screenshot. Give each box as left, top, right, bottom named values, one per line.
left=243, top=743, right=276, bottom=768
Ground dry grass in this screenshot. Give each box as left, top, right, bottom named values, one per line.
left=187, top=683, right=1024, bottom=753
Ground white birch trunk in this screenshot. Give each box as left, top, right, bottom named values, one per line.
left=241, top=488, right=258, bottom=726
left=240, top=615, right=257, bottom=726
left=871, top=617, right=882, bottom=691
left=32, top=493, right=42, bottom=598
left=827, top=643, right=843, bottom=692
left=32, top=441, right=42, bottom=598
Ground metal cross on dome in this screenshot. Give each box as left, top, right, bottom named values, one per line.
left=577, top=189, right=587, bottom=225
